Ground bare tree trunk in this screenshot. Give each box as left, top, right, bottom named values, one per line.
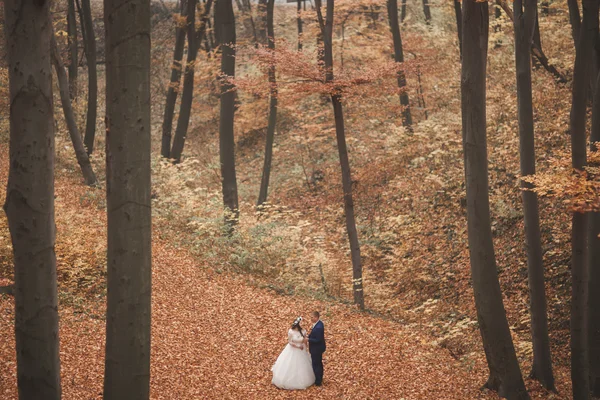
left=215, top=0, right=240, bottom=229
left=569, top=1, right=597, bottom=399
left=422, top=0, right=431, bottom=23
left=568, top=0, right=582, bottom=47
left=461, top=0, right=530, bottom=398
left=400, top=0, right=407, bottom=22
left=103, top=0, right=152, bottom=398
left=454, top=0, right=463, bottom=59
left=257, top=0, right=277, bottom=206
left=513, top=0, right=555, bottom=390
left=315, top=0, right=365, bottom=310
left=161, top=0, right=188, bottom=159
left=297, top=0, right=303, bottom=51
left=590, top=69, right=600, bottom=399
left=258, top=0, right=268, bottom=45
left=3, top=0, right=62, bottom=398
left=67, top=0, right=78, bottom=98
left=169, top=0, right=199, bottom=162
left=81, top=0, right=97, bottom=155
left=387, top=0, right=412, bottom=130
left=51, top=33, right=97, bottom=186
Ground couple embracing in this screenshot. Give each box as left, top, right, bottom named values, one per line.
left=271, top=311, right=326, bottom=390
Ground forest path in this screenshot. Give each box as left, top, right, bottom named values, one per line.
left=0, top=144, right=493, bottom=399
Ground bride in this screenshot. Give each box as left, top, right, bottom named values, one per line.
left=271, top=317, right=316, bottom=390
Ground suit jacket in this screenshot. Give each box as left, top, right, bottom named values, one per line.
left=308, top=320, right=326, bottom=354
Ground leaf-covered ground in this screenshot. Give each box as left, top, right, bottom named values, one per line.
left=0, top=143, right=497, bottom=399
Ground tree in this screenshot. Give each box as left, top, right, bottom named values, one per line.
left=3, top=0, right=62, bottom=398
left=80, top=0, right=97, bottom=155
left=169, top=0, right=198, bottom=162
left=589, top=68, right=600, bottom=398
left=461, top=0, right=529, bottom=397
left=257, top=0, right=277, bottom=206
left=387, top=0, right=412, bottom=130
left=67, top=0, right=78, bottom=98
left=50, top=32, right=97, bottom=186
left=568, top=0, right=582, bottom=47
left=161, top=0, right=188, bottom=159
left=315, top=0, right=365, bottom=310
left=513, top=0, right=554, bottom=390
left=454, top=0, right=462, bottom=58
left=400, top=0, right=407, bottom=22
left=215, top=0, right=240, bottom=229
left=297, top=0, right=304, bottom=51
left=569, top=1, right=598, bottom=398
left=422, top=0, right=431, bottom=24
left=103, top=0, right=152, bottom=398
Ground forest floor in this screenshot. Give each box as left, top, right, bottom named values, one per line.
left=0, top=1, right=583, bottom=399
left=0, top=143, right=495, bottom=399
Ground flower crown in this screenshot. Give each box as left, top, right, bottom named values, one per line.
left=292, top=316, right=302, bottom=326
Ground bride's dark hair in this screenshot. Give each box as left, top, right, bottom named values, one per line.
left=291, top=317, right=305, bottom=337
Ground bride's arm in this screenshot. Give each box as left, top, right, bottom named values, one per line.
left=287, top=330, right=304, bottom=349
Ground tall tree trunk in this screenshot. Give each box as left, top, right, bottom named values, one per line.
left=161, top=0, right=188, bottom=159
left=315, top=0, right=365, bottom=310
left=258, top=0, right=268, bottom=45
left=513, top=0, right=555, bottom=390
left=568, top=0, right=582, bottom=47
left=454, top=0, right=463, bottom=59
left=103, top=0, right=152, bottom=398
left=67, top=0, right=78, bottom=98
left=387, top=0, right=412, bottom=130
left=461, top=0, right=530, bottom=398
left=3, top=0, right=62, bottom=398
left=51, top=33, right=97, bottom=186
left=569, top=1, right=597, bottom=399
left=297, top=0, right=303, bottom=51
left=257, top=0, right=277, bottom=206
left=422, top=0, right=431, bottom=23
left=589, top=70, right=600, bottom=399
left=81, top=0, right=97, bottom=155
left=169, top=0, right=199, bottom=163
left=400, top=0, right=407, bottom=22
left=215, top=0, right=240, bottom=229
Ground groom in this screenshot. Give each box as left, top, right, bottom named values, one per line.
left=306, top=311, right=326, bottom=386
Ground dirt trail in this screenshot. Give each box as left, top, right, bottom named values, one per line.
left=0, top=144, right=493, bottom=399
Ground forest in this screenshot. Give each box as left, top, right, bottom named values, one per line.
left=0, top=0, right=599, bottom=398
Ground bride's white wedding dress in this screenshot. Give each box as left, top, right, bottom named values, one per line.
left=271, top=328, right=315, bottom=390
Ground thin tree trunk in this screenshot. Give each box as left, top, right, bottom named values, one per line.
left=161, top=0, right=188, bottom=159
left=387, top=0, right=412, bottom=130
left=454, top=0, right=463, bottom=59
left=3, top=0, right=61, bottom=398
left=258, top=0, right=268, bottom=45
left=169, top=0, right=199, bottom=162
left=51, top=33, right=97, bottom=186
left=315, top=0, right=365, bottom=310
left=513, top=0, right=555, bottom=390
left=67, top=0, right=78, bottom=98
left=589, top=69, right=600, bottom=399
left=461, top=0, right=530, bottom=398
left=297, top=0, right=303, bottom=51
left=103, top=0, right=152, bottom=398
left=568, top=0, right=582, bottom=47
left=215, top=0, right=240, bottom=229
left=422, top=0, right=431, bottom=23
left=400, top=0, right=407, bottom=22
left=257, top=0, right=277, bottom=206
left=569, top=1, right=597, bottom=399
left=81, top=0, right=97, bottom=155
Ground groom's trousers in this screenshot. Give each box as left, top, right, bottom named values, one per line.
left=311, top=351, right=323, bottom=385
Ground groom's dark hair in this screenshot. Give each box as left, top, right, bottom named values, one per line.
left=312, top=311, right=320, bottom=318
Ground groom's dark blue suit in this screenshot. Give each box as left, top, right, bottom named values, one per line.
left=308, top=320, right=326, bottom=386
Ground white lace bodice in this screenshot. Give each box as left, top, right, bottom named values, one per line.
left=287, top=329, right=306, bottom=346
